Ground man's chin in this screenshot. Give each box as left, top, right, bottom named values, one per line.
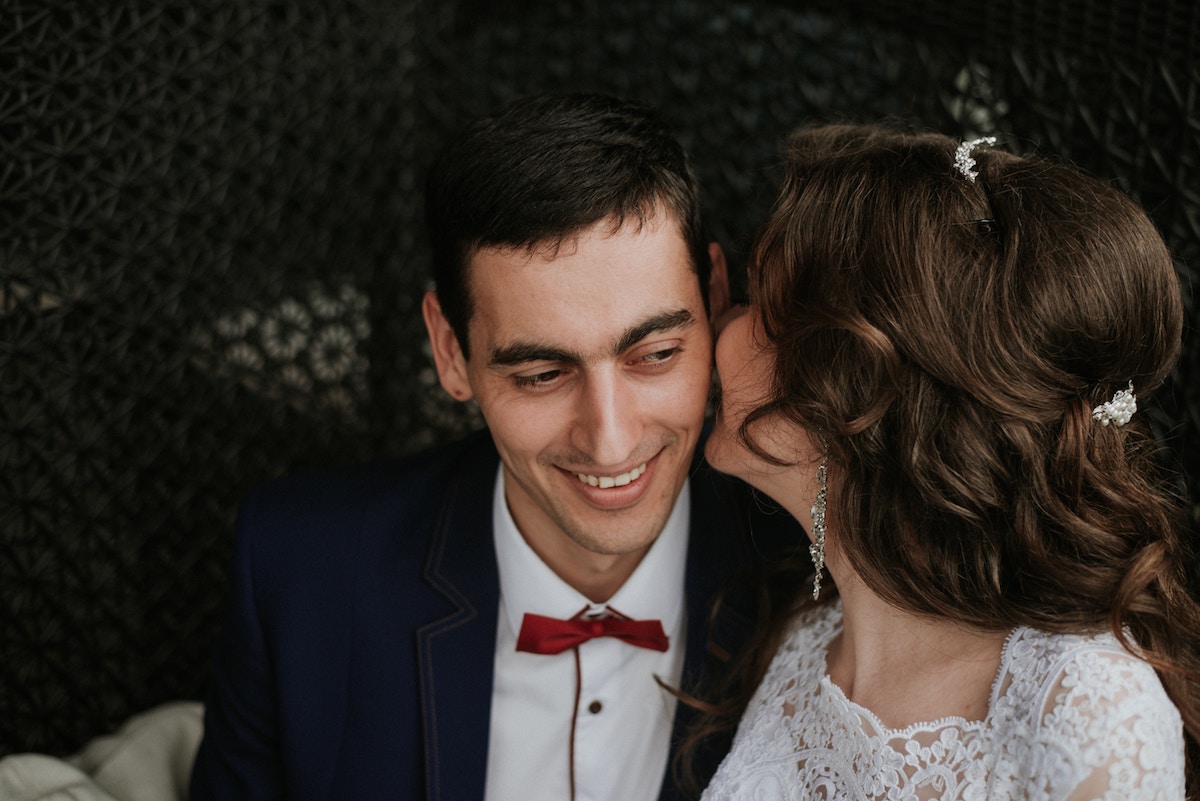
left=559, top=506, right=674, bottom=559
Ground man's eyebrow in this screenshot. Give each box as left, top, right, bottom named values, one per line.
left=613, top=309, right=695, bottom=354
left=487, top=308, right=697, bottom=368
left=489, top=343, right=580, bottom=367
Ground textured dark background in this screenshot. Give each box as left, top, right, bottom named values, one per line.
left=2, top=0, right=1198, bottom=756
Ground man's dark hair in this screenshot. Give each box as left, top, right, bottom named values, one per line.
left=424, top=93, right=710, bottom=357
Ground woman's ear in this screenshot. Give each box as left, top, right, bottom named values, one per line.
left=421, top=290, right=474, bottom=402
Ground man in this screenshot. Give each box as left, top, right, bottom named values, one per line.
left=191, top=93, right=790, bottom=801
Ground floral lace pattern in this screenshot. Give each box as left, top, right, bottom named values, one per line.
left=702, top=602, right=1184, bottom=800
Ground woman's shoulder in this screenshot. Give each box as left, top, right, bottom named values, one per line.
left=777, top=600, right=843, bottom=653
left=992, top=626, right=1184, bottom=799
left=998, top=626, right=1180, bottom=732
left=750, top=601, right=842, bottom=692
left=999, top=627, right=1175, bottom=713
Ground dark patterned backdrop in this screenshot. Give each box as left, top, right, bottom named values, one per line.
left=3, top=0, right=1198, bottom=756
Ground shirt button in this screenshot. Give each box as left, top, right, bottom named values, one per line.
left=587, top=700, right=603, bottom=714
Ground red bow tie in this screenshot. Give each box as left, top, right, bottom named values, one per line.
left=516, top=607, right=669, bottom=655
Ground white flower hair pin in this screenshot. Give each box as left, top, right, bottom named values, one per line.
left=953, top=136, right=997, bottom=182
left=1092, top=381, right=1137, bottom=427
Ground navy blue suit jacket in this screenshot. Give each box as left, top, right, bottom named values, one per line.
left=190, top=431, right=791, bottom=801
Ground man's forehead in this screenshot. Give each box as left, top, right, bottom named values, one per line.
left=461, top=212, right=705, bottom=357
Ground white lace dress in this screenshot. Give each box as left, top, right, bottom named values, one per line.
left=702, top=602, right=1185, bottom=800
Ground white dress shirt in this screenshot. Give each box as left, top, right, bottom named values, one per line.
left=484, top=467, right=689, bottom=801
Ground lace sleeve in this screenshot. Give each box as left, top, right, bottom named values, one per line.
left=1036, top=647, right=1185, bottom=801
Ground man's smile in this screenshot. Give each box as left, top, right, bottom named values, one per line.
left=574, top=462, right=647, bottom=488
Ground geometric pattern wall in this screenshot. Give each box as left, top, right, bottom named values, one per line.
left=2, top=0, right=1198, bottom=755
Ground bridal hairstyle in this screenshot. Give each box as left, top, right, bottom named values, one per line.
left=683, top=123, right=1200, bottom=794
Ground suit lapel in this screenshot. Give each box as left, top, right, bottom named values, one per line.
left=659, top=462, right=762, bottom=800
left=417, top=438, right=502, bottom=801
left=408, top=437, right=785, bottom=801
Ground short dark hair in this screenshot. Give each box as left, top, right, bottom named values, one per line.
left=424, top=93, right=710, bottom=357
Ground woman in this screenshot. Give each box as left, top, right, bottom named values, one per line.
left=698, top=124, right=1200, bottom=799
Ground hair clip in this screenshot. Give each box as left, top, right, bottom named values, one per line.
left=1092, top=381, right=1136, bottom=427
left=953, top=136, right=997, bottom=182
left=971, top=217, right=999, bottom=235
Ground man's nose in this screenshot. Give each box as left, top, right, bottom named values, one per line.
left=573, top=371, right=641, bottom=467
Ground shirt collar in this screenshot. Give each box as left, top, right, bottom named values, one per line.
left=492, top=465, right=690, bottom=637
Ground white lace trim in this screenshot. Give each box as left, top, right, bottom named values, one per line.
left=702, top=602, right=1185, bottom=801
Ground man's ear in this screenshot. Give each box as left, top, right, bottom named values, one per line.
left=707, top=242, right=732, bottom=329
left=422, top=290, right=474, bottom=402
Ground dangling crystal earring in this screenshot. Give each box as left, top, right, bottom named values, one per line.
left=809, top=454, right=828, bottom=600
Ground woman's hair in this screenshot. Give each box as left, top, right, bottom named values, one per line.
left=680, top=122, right=1200, bottom=794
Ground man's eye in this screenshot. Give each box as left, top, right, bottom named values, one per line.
left=512, top=369, right=562, bottom=388
left=640, top=347, right=681, bottom=364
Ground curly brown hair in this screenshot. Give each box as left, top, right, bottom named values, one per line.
left=681, top=123, right=1200, bottom=795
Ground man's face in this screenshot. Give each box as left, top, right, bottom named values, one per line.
left=425, top=215, right=716, bottom=578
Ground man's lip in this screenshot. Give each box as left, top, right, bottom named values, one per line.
left=572, top=462, right=647, bottom=488
left=557, top=451, right=663, bottom=509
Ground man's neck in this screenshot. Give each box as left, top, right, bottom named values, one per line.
left=492, top=464, right=690, bottom=607
left=518, top=537, right=650, bottom=604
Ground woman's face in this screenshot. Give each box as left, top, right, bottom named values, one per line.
left=705, top=308, right=823, bottom=522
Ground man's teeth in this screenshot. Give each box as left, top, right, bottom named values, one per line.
left=575, top=463, right=647, bottom=489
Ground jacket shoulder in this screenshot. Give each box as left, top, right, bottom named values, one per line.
left=234, top=431, right=498, bottom=568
